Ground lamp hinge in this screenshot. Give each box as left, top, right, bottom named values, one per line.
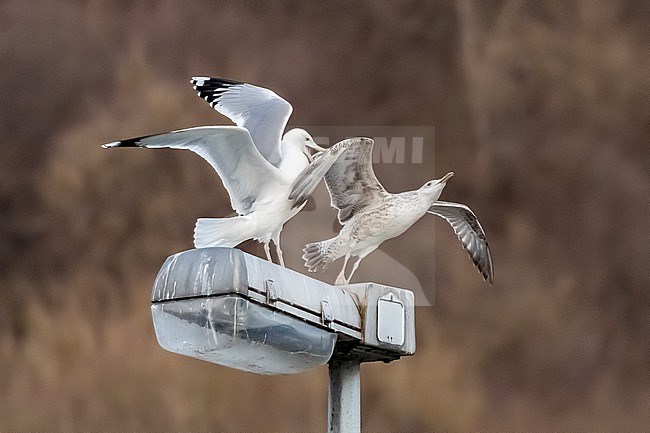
left=321, top=300, right=333, bottom=327
left=265, top=279, right=278, bottom=304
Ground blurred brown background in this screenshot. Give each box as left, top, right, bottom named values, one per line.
left=1, top=1, right=649, bottom=431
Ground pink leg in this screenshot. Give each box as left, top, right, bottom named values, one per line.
left=263, top=242, right=273, bottom=263
left=335, top=254, right=350, bottom=285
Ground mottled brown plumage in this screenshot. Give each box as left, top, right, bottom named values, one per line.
left=291, top=137, right=493, bottom=284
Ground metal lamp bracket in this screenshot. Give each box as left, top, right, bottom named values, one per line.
left=321, top=300, right=334, bottom=328
left=265, top=278, right=278, bottom=304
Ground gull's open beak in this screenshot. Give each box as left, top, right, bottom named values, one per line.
left=438, top=172, right=454, bottom=184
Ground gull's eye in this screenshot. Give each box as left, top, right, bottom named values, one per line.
left=305, top=137, right=310, bottom=141
left=426, top=182, right=432, bottom=187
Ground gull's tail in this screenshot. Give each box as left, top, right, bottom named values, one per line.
left=303, top=237, right=340, bottom=272
left=194, top=216, right=256, bottom=248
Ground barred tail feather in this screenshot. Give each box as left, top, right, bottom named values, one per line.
left=193, top=216, right=255, bottom=248
left=303, top=238, right=338, bottom=272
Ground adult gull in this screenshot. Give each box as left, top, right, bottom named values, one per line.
left=102, top=77, right=325, bottom=266
left=289, top=137, right=494, bottom=284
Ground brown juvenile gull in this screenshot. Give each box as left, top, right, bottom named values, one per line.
left=289, top=137, right=494, bottom=284
left=102, top=77, right=325, bottom=266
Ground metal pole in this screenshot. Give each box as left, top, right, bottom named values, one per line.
left=328, top=357, right=361, bottom=433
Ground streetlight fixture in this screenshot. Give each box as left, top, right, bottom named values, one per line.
left=151, top=247, right=416, bottom=431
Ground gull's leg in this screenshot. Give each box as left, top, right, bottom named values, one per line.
left=346, top=257, right=364, bottom=283
left=263, top=242, right=273, bottom=263
left=272, top=236, right=285, bottom=267
left=275, top=244, right=285, bottom=267
left=335, top=254, right=350, bottom=285
left=346, top=249, right=373, bottom=284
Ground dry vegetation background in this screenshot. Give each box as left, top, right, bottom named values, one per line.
left=1, top=1, right=649, bottom=431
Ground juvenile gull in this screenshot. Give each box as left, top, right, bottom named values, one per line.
left=289, top=137, right=494, bottom=284
left=103, top=77, right=325, bottom=266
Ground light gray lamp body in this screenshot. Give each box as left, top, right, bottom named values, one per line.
left=151, top=248, right=415, bottom=374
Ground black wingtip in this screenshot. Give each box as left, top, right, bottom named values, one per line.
left=101, top=139, right=138, bottom=149
left=190, top=77, right=244, bottom=107
left=101, top=133, right=157, bottom=149
left=190, top=76, right=243, bottom=88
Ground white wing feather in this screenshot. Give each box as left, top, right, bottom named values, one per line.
left=191, top=77, right=292, bottom=168
left=103, top=126, right=284, bottom=215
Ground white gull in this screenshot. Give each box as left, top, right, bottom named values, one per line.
left=289, top=137, right=494, bottom=284
left=102, top=77, right=325, bottom=266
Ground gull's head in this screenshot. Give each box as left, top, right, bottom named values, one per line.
left=420, top=171, right=454, bottom=201
left=283, top=128, right=327, bottom=160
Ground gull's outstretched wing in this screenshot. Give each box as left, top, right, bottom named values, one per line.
left=428, top=201, right=494, bottom=284
left=289, top=137, right=387, bottom=224
left=190, top=77, right=292, bottom=168
left=102, top=126, right=283, bottom=215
